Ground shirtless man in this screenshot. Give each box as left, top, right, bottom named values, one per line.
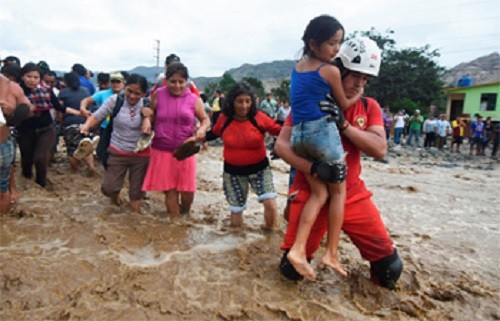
left=0, top=74, right=32, bottom=213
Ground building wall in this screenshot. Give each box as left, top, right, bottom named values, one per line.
left=446, top=82, right=500, bottom=121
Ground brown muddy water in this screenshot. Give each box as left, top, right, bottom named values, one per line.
left=1, top=146, right=499, bottom=321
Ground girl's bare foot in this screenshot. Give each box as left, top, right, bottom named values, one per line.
left=287, top=250, right=316, bottom=281
left=321, top=252, right=348, bottom=277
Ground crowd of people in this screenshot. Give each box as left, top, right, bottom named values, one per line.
left=22, top=13, right=500, bottom=291
left=382, top=107, right=499, bottom=157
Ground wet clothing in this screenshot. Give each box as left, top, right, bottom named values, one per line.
left=291, top=115, right=344, bottom=163
left=142, top=147, right=196, bottom=193
left=142, top=87, right=198, bottom=193
left=151, top=87, right=197, bottom=153
left=211, top=111, right=281, bottom=212
left=290, top=64, right=330, bottom=124
left=93, top=95, right=150, bottom=202
left=16, top=125, right=56, bottom=187
left=212, top=112, right=281, bottom=168
left=18, top=85, right=64, bottom=131
left=17, top=84, right=64, bottom=187
left=102, top=149, right=149, bottom=201
left=290, top=63, right=344, bottom=163
left=223, top=166, right=276, bottom=213
left=281, top=97, right=396, bottom=262
left=93, top=94, right=149, bottom=154
left=0, top=139, right=14, bottom=192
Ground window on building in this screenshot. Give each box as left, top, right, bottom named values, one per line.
left=480, top=93, right=497, bottom=111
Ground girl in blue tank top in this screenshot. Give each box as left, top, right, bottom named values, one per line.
left=287, top=15, right=362, bottom=281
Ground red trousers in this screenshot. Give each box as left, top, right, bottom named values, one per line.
left=281, top=188, right=394, bottom=262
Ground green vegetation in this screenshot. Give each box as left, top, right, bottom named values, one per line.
left=352, top=28, right=447, bottom=114
left=202, top=28, right=448, bottom=111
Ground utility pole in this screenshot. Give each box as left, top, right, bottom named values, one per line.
left=154, top=39, right=160, bottom=79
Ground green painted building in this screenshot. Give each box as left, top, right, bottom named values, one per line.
left=444, top=81, right=500, bottom=121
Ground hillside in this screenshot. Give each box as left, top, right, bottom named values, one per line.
left=128, top=60, right=295, bottom=92
left=104, top=52, right=500, bottom=91
left=441, top=52, right=500, bottom=87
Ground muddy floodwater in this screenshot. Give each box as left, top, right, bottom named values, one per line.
left=1, top=146, right=499, bottom=321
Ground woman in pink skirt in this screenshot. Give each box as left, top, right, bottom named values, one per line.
left=141, top=62, right=210, bottom=219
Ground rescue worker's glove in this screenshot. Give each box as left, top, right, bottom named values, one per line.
left=319, top=94, right=349, bottom=132
left=310, top=160, right=347, bottom=184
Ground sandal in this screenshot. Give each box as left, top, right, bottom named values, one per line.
left=134, top=132, right=154, bottom=153
left=73, top=137, right=94, bottom=160
left=91, top=135, right=100, bottom=150
left=173, top=140, right=201, bottom=161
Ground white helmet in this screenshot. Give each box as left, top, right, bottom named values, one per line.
left=335, top=37, right=382, bottom=77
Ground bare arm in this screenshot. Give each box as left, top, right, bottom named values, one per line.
left=80, top=115, right=100, bottom=135
left=140, top=92, right=157, bottom=134
left=322, top=65, right=362, bottom=110
left=79, top=96, right=95, bottom=118
left=1, top=80, right=34, bottom=115
left=275, top=120, right=387, bottom=170
left=342, top=124, right=387, bottom=159
left=194, top=98, right=210, bottom=141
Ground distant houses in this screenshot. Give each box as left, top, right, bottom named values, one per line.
left=444, top=81, right=500, bottom=121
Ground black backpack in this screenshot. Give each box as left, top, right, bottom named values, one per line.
left=95, top=93, right=125, bottom=168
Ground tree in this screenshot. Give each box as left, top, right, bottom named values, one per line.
left=271, top=79, right=291, bottom=103
left=242, top=77, right=265, bottom=99
left=219, top=72, right=236, bottom=94
left=349, top=28, right=446, bottom=114
left=203, top=82, right=218, bottom=102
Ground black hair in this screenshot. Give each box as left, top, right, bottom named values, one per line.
left=64, top=72, right=81, bottom=90
left=200, top=93, right=208, bottom=103
left=166, top=62, right=189, bottom=80
left=44, top=70, right=57, bottom=78
left=125, top=73, right=148, bottom=93
left=20, top=62, right=42, bottom=94
left=221, top=81, right=264, bottom=134
left=301, top=15, right=344, bottom=58
left=165, top=53, right=180, bottom=66
left=223, top=82, right=257, bottom=117
left=120, top=71, right=130, bottom=81
left=97, top=72, right=110, bottom=83
left=1, top=64, right=22, bottom=83
left=21, top=62, right=41, bottom=76
left=332, top=58, right=351, bottom=79
left=37, top=61, right=50, bottom=74
left=2, top=56, right=21, bottom=67
left=71, top=63, right=87, bottom=76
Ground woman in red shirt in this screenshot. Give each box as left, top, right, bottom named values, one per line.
left=206, top=82, right=281, bottom=229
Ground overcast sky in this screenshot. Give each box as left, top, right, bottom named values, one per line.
left=1, top=0, right=498, bottom=78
